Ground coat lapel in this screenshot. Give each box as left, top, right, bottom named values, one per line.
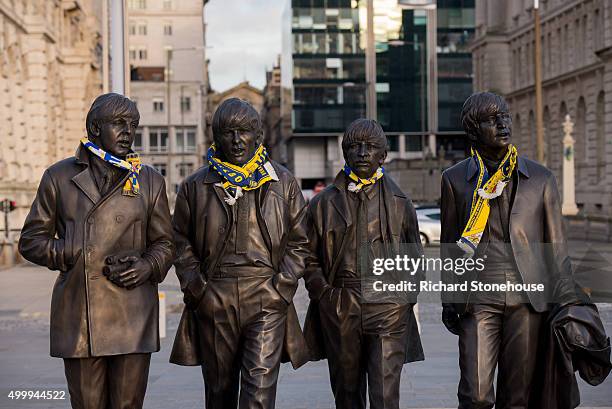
left=330, top=172, right=352, bottom=228
left=71, top=168, right=102, bottom=204
left=381, top=177, right=404, bottom=239
left=71, top=147, right=103, bottom=205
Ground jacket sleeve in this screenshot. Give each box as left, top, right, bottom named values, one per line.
left=142, top=175, right=174, bottom=283
left=18, top=170, right=70, bottom=271
left=303, top=199, right=330, bottom=301
left=274, top=177, right=310, bottom=304
left=172, top=181, right=207, bottom=308
left=542, top=173, right=580, bottom=304
left=440, top=172, right=461, bottom=303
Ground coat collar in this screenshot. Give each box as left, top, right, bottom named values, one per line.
left=466, top=155, right=530, bottom=181
left=72, top=145, right=102, bottom=204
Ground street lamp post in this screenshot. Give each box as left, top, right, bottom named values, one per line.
left=109, top=0, right=128, bottom=94
left=534, top=0, right=545, bottom=163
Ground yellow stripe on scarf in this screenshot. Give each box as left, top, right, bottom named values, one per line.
left=458, top=145, right=518, bottom=255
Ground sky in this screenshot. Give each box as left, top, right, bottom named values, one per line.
left=205, top=0, right=288, bottom=92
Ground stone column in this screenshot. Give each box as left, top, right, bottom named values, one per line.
left=562, top=114, right=579, bottom=216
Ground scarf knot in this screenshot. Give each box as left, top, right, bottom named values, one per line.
left=80, top=138, right=141, bottom=196
left=207, top=144, right=273, bottom=205
left=343, top=164, right=384, bottom=193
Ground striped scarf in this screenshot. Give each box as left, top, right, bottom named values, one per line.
left=207, top=143, right=273, bottom=205
left=343, top=164, right=384, bottom=193
left=80, top=138, right=141, bottom=197
left=457, top=144, right=518, bottom=256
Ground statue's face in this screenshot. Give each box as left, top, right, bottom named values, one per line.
left=216, top=128, right=259, bottom=166
left=473, top=106, right=512, bottom=153
left=343, top=133, right=387, bottom=179
left=94, top=115, right=138, bottom=158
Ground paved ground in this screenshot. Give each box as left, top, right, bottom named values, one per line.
left=1, top=240, right=612, bottom=408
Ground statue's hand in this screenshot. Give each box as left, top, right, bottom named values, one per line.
left=109, top=255, right=153, bottom=290
left=441, top=303, right=461, bottom=335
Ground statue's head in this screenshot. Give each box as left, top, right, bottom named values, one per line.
left=86, top=93, right=139, bottom=158
left=212, top=98, right=263, bottom=166
left=342, top=118, right=387, bottom=179
left=460, top=92, right=512, bottom=157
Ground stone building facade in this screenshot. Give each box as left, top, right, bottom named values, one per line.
left=471, top=0, right=612, bottom=232
left=0, top=0, right=103, bottom=239
left=205, top=81, right=264, bottom=145
left=128, top=0, right=208, bottom=209
left=262, top=59, right=285, bottom=163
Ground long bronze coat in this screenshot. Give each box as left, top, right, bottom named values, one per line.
left=303, top=171, right=425, bottom=363
left=440, top=155, right=579, bottom=313
left=19, top=147, right=174, bottom=358
left=169, top=161, right=311, bottom=369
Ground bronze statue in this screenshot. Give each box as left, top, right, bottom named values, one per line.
left=170, top=98, right=309, bottom=409
left=303, top=119, right=424, bottom=409
left=440, top=92, right=580, bottom=408
left=19, top=93, right=174, bottom=409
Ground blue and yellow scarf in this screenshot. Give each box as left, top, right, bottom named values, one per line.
left=80, top=138, right=141, bottom=196
left=457, top=144, right=518, bottom=255
left=343, top=164, right=384, bottom=193
left=207, top=143, right=273, bottom=205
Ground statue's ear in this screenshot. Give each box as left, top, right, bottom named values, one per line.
left=380, top=149, right=387, bottom=165
left=466, top=129, right=478, bottom=144
left=88, top=120, right=101, bottom=138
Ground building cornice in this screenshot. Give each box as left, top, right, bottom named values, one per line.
left=0, top=3, right=27, bottom=31
left=595, top=46, right=612, bottom=61
left=469, top=34, right=509, bottom=51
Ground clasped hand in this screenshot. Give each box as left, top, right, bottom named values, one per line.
left=103, top=255, right=152, bottom=290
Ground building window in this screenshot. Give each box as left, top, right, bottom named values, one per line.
left=133, top=130, right=143, bottom=151
left=128, top=0, right=146, bottom=9
left=152, top=163, right=167, bottom=177
left=129, top=47, right=136, bottom=60
left=149, top=129, right=169, bottom=153
left=180, top=96, right=191, bottom=112
left=138, top=22, right=147, bottom=36
left=153, top=98, right=164, bottom=112
left=129, top=22, right=136, bottom=36
left=164, top=23, right=172, bottom=36
left=138, top=47, right=147, bottom=60
left=177, top=163, right=194, bottom=178
left=176, top=127, right=197, bottom=153
left=163, top=0, right=172, bottom=10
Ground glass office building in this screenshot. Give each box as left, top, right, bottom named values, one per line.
left=291, top=0, right=366, bottom=133
left=286, top=0, right=474, bottom=187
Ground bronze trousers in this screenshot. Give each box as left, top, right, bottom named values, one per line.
left=457, top=302, right=543, bottom=409
left=195, top=275, right=287, bottom=409
left=318, top=286, right=411, bottom=409
left=63, top=353, right=151, bottom=409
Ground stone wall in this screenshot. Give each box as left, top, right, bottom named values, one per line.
left=0, top=0, right=102, bottom=255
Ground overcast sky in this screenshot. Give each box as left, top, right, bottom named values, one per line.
left=206, top=0, right=288, bottom=92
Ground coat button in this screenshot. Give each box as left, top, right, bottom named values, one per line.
left=116, top=215, right=124, bottom=223
left=218, top=227, right=225, bottom=234
left=87, top=217, right=94, bottom=224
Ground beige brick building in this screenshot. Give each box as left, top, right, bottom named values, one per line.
left=471, top=0, right=612, bottom=237
left=0, top=0, right=103, bottom=239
